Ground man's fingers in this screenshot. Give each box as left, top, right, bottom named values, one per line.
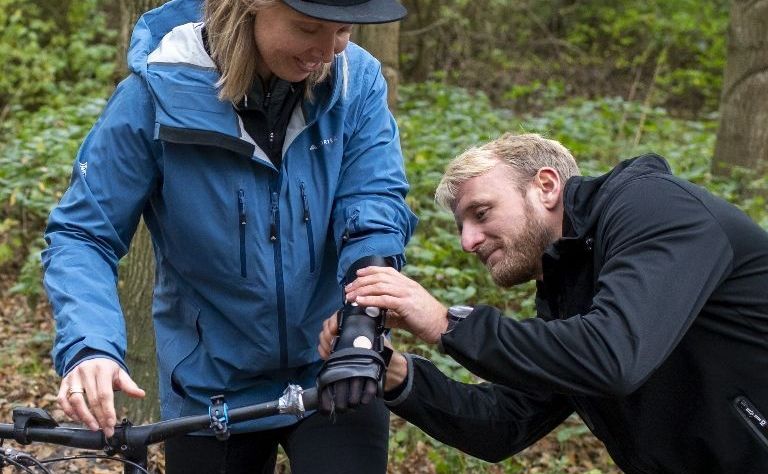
left=345, top=270, right=398, bottom=294
left=354, top=266, right=398, bottom=279
left=346, top=275, right=397, bottom=296
left=354, top=294, right=401, bottom=312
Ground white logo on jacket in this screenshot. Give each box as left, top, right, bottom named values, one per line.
left=79, top=162, right=87, bottom=177
left=309, top=137, right=337, bottom=151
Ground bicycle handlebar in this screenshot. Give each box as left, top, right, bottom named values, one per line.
left=0, top=385, right=318, bottom=458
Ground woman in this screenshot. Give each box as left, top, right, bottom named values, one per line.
left=42, top=0, right=417, bottom=472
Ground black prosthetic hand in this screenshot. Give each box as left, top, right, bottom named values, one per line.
left=317, top=256, right=394, bottom=415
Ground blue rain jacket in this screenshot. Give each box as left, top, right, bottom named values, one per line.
left=42, top=0, right=417, bottom=431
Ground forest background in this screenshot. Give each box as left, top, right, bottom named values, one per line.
left=0, top=0, right=766, bottom=472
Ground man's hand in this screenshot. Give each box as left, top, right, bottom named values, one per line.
left=344, top=266, right=448, bottom=344
left=57, top=358, right=145, bottom=438
left=318, top=314, right=407, bottom=393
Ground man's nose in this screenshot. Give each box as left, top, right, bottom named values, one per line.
left=460, top=225, right=483, bottom=253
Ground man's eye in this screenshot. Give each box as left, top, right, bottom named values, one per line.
left=475, top=209, right=487, bottom=220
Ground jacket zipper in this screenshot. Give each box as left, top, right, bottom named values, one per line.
left=269, top=186, right=288, bottom=367
left=269, top=191, right=279, bottom=242
left=300, top=182, right=316, bottom=273
left=238, top=189, right=247, bottom=277
left=342, top=210, right=360, bottom=243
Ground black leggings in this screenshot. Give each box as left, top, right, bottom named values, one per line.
left=165, top=400, right=389, bottom=474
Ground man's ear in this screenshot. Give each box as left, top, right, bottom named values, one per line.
left=533, top=168, right=562, bottom=210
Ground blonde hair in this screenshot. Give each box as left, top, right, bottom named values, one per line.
left=204, top=0, right=333, bottom=103
left=435, top=133, right=580, bottom=210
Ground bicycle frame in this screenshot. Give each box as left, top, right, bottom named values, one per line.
left=0, top=385, right=318, bottom=474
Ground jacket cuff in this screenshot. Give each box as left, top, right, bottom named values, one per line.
left=384, top=352, right=417, bottom=407
left=63, top=348, right=128, bottom=376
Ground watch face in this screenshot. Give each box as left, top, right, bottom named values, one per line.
left=448, top=305, right=474, bottom=320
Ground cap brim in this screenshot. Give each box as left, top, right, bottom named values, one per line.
left=282, top=0, right=407, bottom=24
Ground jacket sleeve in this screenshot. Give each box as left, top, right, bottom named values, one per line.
left=386, top=354, right=573, bottom=462
left=442, top=177, right=734, bottom=397
left=42, top=74, right=161, bottom=375
left=331, top=58, right=418, bottom=281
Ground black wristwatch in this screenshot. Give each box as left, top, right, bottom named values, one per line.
left=445, top=305, right=474, bottom=333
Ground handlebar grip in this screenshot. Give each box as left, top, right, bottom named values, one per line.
left=301, top=387, right=319, bottom=411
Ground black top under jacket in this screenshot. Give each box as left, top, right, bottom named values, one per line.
left=387, top=154, right=768, bottom=473
left=236, top=77, right=304, bottom=169
left=201, top=26, right=303, bottom=169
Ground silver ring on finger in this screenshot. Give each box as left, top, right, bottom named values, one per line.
left=66, top=387, right=86, bottom=400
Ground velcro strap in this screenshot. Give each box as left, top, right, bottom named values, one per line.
left=317, top=348, right=386, bottom=388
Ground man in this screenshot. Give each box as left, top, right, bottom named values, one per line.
left=319, top=133, right=768, bottom=473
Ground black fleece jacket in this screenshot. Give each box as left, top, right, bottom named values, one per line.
left=388, top=155, right=768, bottom=473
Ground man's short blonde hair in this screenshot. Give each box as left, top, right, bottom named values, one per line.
left=435, top=133, right=580, bottom=211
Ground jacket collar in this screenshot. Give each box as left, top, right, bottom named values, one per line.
left=562, top=154, right=672, bottom=240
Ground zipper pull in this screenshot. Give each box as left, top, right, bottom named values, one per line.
left=342, top=211, right=358, bottom=242
left=300, top=183, right=311, bottom=222
left=270, top=191, right=278, bottom=242
left=238, top=190, right=247, bottom=225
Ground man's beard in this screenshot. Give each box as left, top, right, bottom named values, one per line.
left=483, top=202, right=555, bottom=288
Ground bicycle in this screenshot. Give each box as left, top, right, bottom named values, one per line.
left=0, top=384, right=318, bottom=474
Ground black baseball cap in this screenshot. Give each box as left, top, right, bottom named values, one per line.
left=282, top=0, right=407, bottom=24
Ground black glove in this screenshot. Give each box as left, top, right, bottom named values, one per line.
left=317, top=256, right=394, bottom=415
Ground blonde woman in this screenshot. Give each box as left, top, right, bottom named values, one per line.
left=43, top=0, right=416, bottom=472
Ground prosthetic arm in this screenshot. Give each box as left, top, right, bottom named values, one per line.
left=317, top=256, right=394, bottom=414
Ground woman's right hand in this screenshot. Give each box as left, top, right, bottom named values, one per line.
left=57, top=358, right=145, bottom=438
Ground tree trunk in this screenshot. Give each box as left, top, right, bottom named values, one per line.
left=117, top=220, right=158, bottom=422
left=114, top=0, right=167, bottom=422
left=712, top=0, right=768, bottom=176
left=354, top=22, right=401, bottom=110
left=115, top=0, right=169, bottom=79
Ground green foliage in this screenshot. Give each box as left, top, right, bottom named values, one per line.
left=561, top=0, right=728, bottom=113
left=400, top=0, right=728, bottom=116
left=0, top=0, right=115, bottom=119
left=0, top=0, right=115, bottom=300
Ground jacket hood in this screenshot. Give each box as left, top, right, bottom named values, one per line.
left=127, top=0, right=203, bottom=76
left=564, top=154, right=672, bottom=238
